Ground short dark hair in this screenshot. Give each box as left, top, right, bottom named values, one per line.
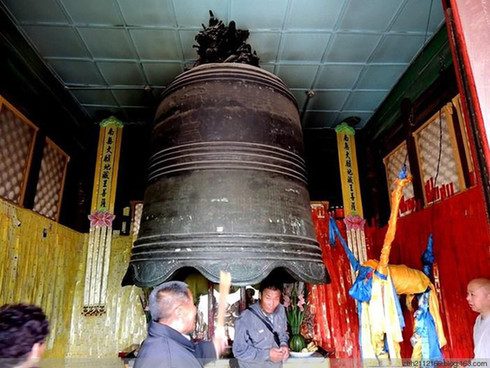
left=0, top=304, right=49, bottom=365
left=259, top=277, right=283, bottom=293
left=149, top=281, right=190, bottom=322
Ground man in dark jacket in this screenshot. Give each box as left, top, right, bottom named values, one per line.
left=135, top=281, right=225, bottom=368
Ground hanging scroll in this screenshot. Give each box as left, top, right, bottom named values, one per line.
left=83, top=116, right=123, bottom=315
left=336, top=122, right=367, bottom=280
left=335, top=122, right=363, bottom=218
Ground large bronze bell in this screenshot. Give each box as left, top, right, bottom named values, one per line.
left=123, top=63, right=328, bottom=287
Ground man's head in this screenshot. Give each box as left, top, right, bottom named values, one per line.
left=259, top=278, right=283, bottom=315
left=467, top=278, right=490, bottom=317
left=149, top=281, right=197, bottom=334
left=0, top=304, right=49, bottom=368
left=245, top=288, right=255, bottom=300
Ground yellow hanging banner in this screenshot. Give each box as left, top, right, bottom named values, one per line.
left=91, top=116, right=123, bottom=213
left=84, top=116, right=123, bottom=316
left=335, top=122, right=363, bottom=218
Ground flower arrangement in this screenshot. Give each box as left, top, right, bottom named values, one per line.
left=283, top=282, right=308, bottom=352
left=283, top=282, right=306, bottom=333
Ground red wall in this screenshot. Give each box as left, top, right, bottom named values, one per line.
left=310, top=206, right=361, bottom=358
left=365, top=185, right=490, bottom=358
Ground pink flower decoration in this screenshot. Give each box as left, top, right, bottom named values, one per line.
left=283, top=283, right=294, bottom=297
left=88, top=211, right=116, bottom=227
left=297, top=295, right=305, bottom=311
left=283, top=295, right=290, bottom=308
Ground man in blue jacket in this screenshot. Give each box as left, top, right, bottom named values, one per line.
left=135, top=281, right=225, bottom=368
left=233, top=278, right=289, bottom=368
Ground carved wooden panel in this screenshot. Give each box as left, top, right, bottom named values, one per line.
left=413, top=103, right=465, bottom=205
left=33, top=138, right=70, bottom=221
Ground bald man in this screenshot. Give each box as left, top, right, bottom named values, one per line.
left=466, top=278, right=490, bottom=359
left=135, top=281, right=225, bottom=368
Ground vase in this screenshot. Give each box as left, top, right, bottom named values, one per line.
left=289, top=325, right=306, bottom=352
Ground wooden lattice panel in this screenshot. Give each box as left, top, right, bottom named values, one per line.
left=0, top=96, right=38, bottom=205
left=383, top=141, right=415, bottom=216
left=414, top=104, right=464, bottom=205
left=33, top=138, right=69, bottom=221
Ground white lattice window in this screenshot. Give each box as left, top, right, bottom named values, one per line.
left=33, top=138, right=70, bottom=221
left=413, top=103, right=466, bottom=206
left=383, top=141, right=416, bottom=216
left=0, top=96, right=38, bottom=205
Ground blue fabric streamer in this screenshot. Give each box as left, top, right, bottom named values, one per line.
left=329, top=217, right=359, bottom=270
left=329, top=215, right=408, bottom=359
left=413, top=290, right=443, bottom=360
left=329, top=217, right=388, bottom=302
left=349, top=266, right=374, bottom=302
left=421, top=234, right=434, bottom=278
left=398, top=165, right=408, bottom=180
left=329, top=217, right=337, bottom=247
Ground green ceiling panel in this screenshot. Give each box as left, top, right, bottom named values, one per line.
left=1, top=0, right=446, bottom=128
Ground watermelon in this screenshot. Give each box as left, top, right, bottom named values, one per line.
left=289, top=334, right=306, bottom=352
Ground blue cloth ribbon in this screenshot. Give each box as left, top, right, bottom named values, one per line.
left=329, top=217, right=389, bottom=302
left=398, top=165, right=408, bottom=180
left=414, top=290, right=443, bottom=360
left=329, top=217, right=359, bottom=270
left=421, top=234, right=434, bottom=278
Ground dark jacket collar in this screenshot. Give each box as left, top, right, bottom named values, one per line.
left=148, top=321, right=196, bottom=352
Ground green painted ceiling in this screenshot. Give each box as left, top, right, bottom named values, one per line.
left=0, top=0, right=445, bottom=130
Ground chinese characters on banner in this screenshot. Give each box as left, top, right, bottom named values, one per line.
left=91, top=117, right=123, bottom=213
left=83, top=116, right=123, bottom=316
left=335, top=122, right=363, bottom=218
